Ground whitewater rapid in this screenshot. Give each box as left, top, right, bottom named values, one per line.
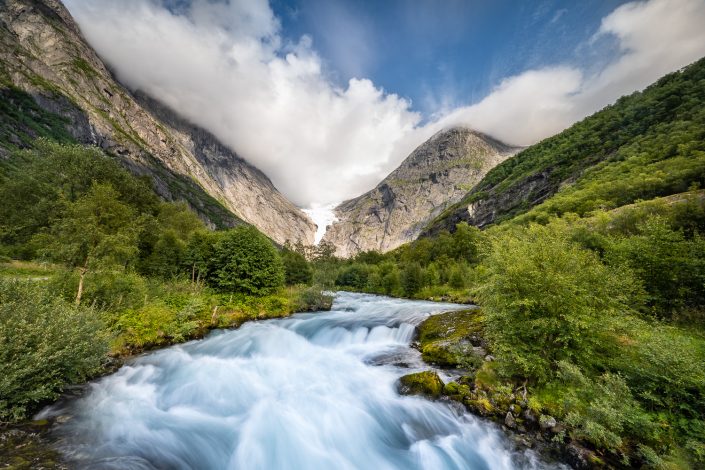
left=42, top=292, right=551, bottom=469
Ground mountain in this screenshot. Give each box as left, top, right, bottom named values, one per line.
left=424, top=57, right=705, bottom=236
left=0, top=0, right=316, bottom=245
left=322, top=127, right=517, bottom=257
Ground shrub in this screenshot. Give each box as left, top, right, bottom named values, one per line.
left=606, top=216, right=705, bottom=319
left=477, top=222, right=642, bottom=382
left=0, top=280, right=107, bottom=422
left=293, top=287, right=333, bottom=312
left=282, top=248, right=313, bottom=285
left=208, top=226, right=285, bottom=295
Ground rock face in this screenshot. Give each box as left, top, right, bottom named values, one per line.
left=322, top=128, right=517, bottom=257
left=0, top=0, right=315, bottom=245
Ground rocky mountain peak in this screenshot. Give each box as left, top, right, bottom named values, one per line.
left=321, top=127, right=518, bottom=257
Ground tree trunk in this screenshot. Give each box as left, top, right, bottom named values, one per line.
left=75, top=260, right=89, bottom=306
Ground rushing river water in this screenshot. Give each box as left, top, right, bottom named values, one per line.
left=41, top=292, right=553, bottom=469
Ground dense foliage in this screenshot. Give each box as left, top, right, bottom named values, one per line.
left=0, top=280, right=107, bottom=422
left=0, top=141, right=328, bottom=422
left=428, top=56, right=705, bottom=232
left=477, top=222, right=642, bottom=382
left=209, top=226, right=285, bottom=295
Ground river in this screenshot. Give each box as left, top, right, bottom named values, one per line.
left=40, top=292, right=555, bottom=469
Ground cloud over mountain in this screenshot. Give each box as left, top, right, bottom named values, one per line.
left=65, top=0, right=705, bottom=207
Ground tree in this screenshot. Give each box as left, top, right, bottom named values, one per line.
left=606, top=216, right=705, bottom=318
left=185, top=229, right=221, bottom=284
left=452, top=222, right=483, bottom=264
left=335, top=263, right=369, bottom=289
left=282, top=246, right=313, bottom=285
left=401, top=262, right=423, bottom=296
left=209, top=226, right=284, bottom=295
left=476, top=222, right=642, bottom=382
left=140, top=203, right=204, bottom=278
left=0, top=141, right=158, bottom=257
left=35, top=183, right=140, bottom=305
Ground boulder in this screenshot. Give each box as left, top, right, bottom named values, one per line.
left=397, top=371, right=444, bottom=398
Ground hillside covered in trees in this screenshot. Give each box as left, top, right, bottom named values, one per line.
left=425, top=56, right=705, bottom=235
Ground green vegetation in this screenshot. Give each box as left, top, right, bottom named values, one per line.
left=308, top=57, right=705, bottom=467
left=397, top=371, right=444, bottom=398
left=427, top=56, right=705, bottom=232
left=0, top=141, right=330, bottom=423
left=210, top=226, right=285, bottom=295
left=319, top=222, right=482, bottom=303
left=0, top=280, right=107, bottom=422
left=0, top=87, right=74, bottom=153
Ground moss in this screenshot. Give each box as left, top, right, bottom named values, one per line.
left=417, top=309, right=484, bottom=368
left=398, top=371, right=444, bottom=398
left=469, top=396, right=495, bottom=415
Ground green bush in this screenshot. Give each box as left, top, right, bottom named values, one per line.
left=0, top=280, right=107, bottom=422
left=282, top=247, right=313, bottom=285
left=477, top=222, right=642, bottom=382
left=293, top=287, right=334, bottom=311
left=606, top=216, right=705, bottom=319
left=208, top=226, right=285, bottom=295
left=335, top=263, right=369, bottom=289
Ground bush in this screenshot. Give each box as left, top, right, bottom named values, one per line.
left=208, top=226, right=285, bottom=295
left=282, top=248, right=313, bottom=285
left=49, top=269, right=148, bottom=312
left=606, top=216, right=705, bottom=319
left=113, top=298, right=207, bottom=350
left=0, top=280, right=107, bottom=422
left=477, top=222, right=642, bottom=382
left=293, top=287, right=333, bottom=311
left=335, top=263, right=369, bottom=289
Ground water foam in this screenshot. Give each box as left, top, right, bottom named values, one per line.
left=44, top=292, right=551, bottom=469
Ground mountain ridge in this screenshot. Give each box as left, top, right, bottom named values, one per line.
left=422, top=56, right=705, bottom=237
left=0, top=0, right=316, bottom=245
left=322, top=127, right=518, bottom=257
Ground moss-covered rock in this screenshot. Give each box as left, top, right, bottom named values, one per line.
left=398, top=371, right=444, bottom=398
left=417, top=309, right=485, bottom=368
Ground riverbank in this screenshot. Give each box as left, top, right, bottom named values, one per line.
left=28, top=293, right=543, bottom=469
left=397, top=307, right=703, bottom=469
left=0, top=275, right=333, bottom=469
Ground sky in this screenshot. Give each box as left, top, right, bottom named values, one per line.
left=64, top=0, right=705, bottom=211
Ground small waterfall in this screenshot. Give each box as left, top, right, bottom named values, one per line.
left=41, top=292, right=553, bottom=469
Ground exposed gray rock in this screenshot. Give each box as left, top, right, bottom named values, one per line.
left=0, top=0, right=315, bottom=245
left=504, top=411, right=516, bottom=429
left=322, top=127, right=517, bottom=257
left=539, top=414, right=557, bottom=431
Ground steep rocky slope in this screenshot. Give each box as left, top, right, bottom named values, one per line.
left=322, top=127, right=517, bottom=257
left=0, top=0, right=315, bottom=245
left=423, top=56, right=705, bottom=236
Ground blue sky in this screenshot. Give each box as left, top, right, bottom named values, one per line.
left=271, top=0, right=629, bottom=117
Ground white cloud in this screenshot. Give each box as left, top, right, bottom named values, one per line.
left=64, top=0, right=705, bottom=208
left=435, top=0, right=705, bottom=146
left=64, top=0, right=420, bottom=208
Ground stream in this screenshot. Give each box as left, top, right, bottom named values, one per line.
left=39, top=292, right=555, bottom=469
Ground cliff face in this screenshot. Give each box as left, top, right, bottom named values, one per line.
left=322, top=127, right=517, bottom=257
left=0, top=0, right=315, bottom=245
